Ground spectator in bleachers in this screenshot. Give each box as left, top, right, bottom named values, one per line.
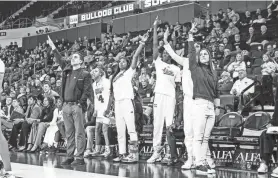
left=222, top=37, right=233, bottom=51
left=254, top=8, right=263, bottom=19
left=217, top=9, right=224, bottom=19
left=252, top=25, right=271, bottom=46
left=8, top=95, right=41, bottom=151
left=27, top=96, right=55, bottom=152
left=246, top=27, right=256, bottom=46
left=227, top=8, right=236, bottom=19
left=266, top=44, right=275, bottom=57
left=84, top=99, right=95, bottom=158
left=230, top=68, right=254, bottom=113
left=41, top=98, right=63, bottom=150
left=1, top=96, right=14, bottom=131
left=218, top=71, right=233, bottom=95
left=261, top=54, right=277, bottom=76
left=242, top=50, right=254, bottom=69
left=220, top=48, right=233, bottom=69
left=232, top=34, right=249, bottom=51
left=274, top=50, right=278, bottom=63
left=220, top=12, right=229, bottom=30
left=138, top=67, right=150, bottom=83
left=224, top=22, right=239, bottom=38
left=215, top=43, right=225, bottom=63
left=72, top=40, right=80, bottom=51
left=31, top=79, right=43, bottom=97
left=261, top=53, right=275, bottom=105
left=266, top=8, right=277, bottom=21
left=253, top=14, right=266, bottom=24
left=231, top=15, right=241, bottom=29
left=138, top=78, right=153, bottom=99
left=17, top=85, right=27, bottom=112
left=226, top=53, right=246, bottom=81
left=42, top=81, right=59, bottom=99
left=240, top=11, right=252, bottom=27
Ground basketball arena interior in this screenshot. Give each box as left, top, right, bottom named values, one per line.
left=1, top=0, right=278, bottom=178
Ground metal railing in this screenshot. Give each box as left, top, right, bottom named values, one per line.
left=240, top=78, right=263, bottom=111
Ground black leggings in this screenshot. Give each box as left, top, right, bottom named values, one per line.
left=259, top=130, right=276, bottom=164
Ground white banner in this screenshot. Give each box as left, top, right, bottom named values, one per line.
left=80, top=3, right=134, bottom=22
left=69, top=14, right=78, bottom=25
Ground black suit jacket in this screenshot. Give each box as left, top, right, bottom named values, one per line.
left=53, top=49, right=94, bottom=112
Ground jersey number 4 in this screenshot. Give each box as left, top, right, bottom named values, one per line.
left=98, top=95, right=104, bottom=103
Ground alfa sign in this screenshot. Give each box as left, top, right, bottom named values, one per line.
left=80, top=3, right=134, bottom=22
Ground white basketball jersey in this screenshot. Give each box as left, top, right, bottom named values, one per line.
left=93, top=77, right=111, bottom=118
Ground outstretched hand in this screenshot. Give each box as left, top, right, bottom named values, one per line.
left=141, top=31, right=149, bottom=42
left=153, top=16, right=160, bottom=27
left=163, top=27, right=170, bottom=43
left=190, top=22, right=198, bottom=33
left=47, top=35, right=56, bottom=50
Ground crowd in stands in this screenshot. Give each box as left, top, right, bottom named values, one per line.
left=0, top=1, right=278, bottom=173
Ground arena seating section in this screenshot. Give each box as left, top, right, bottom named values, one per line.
left=1, top=1, right=278, bottom=169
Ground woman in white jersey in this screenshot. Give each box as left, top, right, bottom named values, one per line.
left=110, top=33, right=149, bottom=163
left=89, top=67, right=112, bottom=158
left=162, top=27, right=195, bottom=169
left=0, top=58, right=14, bottom=177
left=147, top=18, right=181, bottom=165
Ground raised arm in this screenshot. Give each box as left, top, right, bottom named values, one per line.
left=163, top=27, right=188, bottom=67
left=48, top=35, right=66, bottom=69
left=131, top=32, right=149, bottom=69
left=0, top=59, right=5, bottom=96
left=153, top=17, right=159, bottom=61
left=188, top=22, right=198, bottom=70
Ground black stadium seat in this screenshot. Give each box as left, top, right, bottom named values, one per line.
left=242, top=112, right=270, bottom=137
left=212, top=112, right=243, bottom=138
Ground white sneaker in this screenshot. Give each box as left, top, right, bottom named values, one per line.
left=182, top=159, right=195, bottom=170
left=147, top=152, right=162, bottom=163
left=258, top=162, right=268, bottom=173
left=206, top=157, right=216, bottom=169
left=121, top=153, right=139, bottom=163
left=84, top=149, right=92, bottom=158
left=161, top=153, right=171, bottom=164
left=272, top=167, right=278, bottom=177
left=100, top=146, right=111, bottom=158
left=1, top=171, right=16, bottom=178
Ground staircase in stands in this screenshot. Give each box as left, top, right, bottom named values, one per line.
left=0, top=0, right=37, bottom=28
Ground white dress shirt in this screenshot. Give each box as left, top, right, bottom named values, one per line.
left=230, top=77, right=254, bottom=96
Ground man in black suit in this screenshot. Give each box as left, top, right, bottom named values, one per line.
left=1, top=96, right=14, bottom=130
left=48, top=36, right=93, bottom=166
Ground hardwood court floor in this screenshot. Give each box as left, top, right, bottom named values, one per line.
left=9, top=152, right=273, bottom=178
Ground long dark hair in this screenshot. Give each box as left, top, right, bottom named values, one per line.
left=198, top=48, right=217, bottom=79
left=45, top=96, right=54, bottom=108
left=110, top=56, right=132, bottom=95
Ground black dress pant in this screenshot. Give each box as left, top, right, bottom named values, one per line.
left=8, top=122, right=23, bottom=148
left=18, top=121, right=32, bottom=148
left=259, top=130, right=276, bottom=164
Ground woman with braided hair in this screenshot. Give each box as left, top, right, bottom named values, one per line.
left=107, top=32, right=149, bottom=163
